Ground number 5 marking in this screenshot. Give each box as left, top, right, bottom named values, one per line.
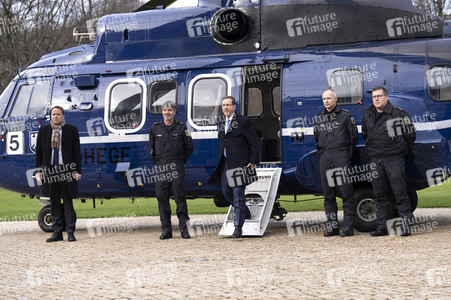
left=6, top=132, right=24, bottom=155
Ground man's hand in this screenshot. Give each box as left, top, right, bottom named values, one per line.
left=246, top=163, right=256, bottom=171
left=74, top=173, right=82, bottom=181
left=36, top=173, right=43, bottom=183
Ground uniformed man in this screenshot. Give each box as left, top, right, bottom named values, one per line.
left=362, top=86, right=416, bottom=236
left=149, top=101, right=194, bottom=239
left=314, top=89, right=359, bottom=237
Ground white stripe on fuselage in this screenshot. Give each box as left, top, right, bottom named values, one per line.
left=79, top=120, right=451, bottom=144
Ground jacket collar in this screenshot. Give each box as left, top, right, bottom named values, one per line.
left=322, top=105, right=340, bottom=115
left=366, top=100, right=394, bottom=115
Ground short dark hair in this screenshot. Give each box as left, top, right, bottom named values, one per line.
left=372, top=86, right=388, bottom=96
left=221, top=96, right=236, bottom=105
left=50, top=106, right=65, bottom=115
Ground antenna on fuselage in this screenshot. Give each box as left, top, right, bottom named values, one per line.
left=16, top=65, right=22, bottom=79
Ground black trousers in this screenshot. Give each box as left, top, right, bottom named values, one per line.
left=50, top=181, right=76, bottom=234
left=371, top=157, right=414, bottom=229
left=155, top=168, right=189, bottom=232
left=319, top=150, right=356, bottom=229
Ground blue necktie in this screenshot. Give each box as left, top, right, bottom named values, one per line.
left=53, top=148, right=59, bottom=166
left=224, top=119, right=230, bottom=157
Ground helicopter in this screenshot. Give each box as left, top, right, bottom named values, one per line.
left=0, top=0, right=450, bottom=232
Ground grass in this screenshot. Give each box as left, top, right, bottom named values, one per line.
left=0, top=184, right=450, bottom=221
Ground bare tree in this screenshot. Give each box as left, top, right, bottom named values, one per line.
left=0, top=0, right=145, bottom=93
left=413, top=0, right=451, bottom=17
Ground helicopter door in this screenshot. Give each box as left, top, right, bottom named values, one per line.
left=4, top=78, right=50, bottom=157
left=242, top=64, right=282, bottom=163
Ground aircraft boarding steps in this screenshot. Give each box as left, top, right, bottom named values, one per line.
left=218, top=168, right=282, bottom=237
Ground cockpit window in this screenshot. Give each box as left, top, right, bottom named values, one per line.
left=329, top=69, right=363, bottom=105
left=9, top=84, right=33, bottom=117
left=105, top=79, right=145, bottom=133
left=8, top=80, right=51, bottom=118
left=28, top=81, right=50, bottom=117
left=0, top=82, right=15, bottom=118
left=428, top=66, right=451, bottom=101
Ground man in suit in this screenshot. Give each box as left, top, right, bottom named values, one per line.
left=35, top=106, right=82, bottom=242
left=209, top=96, right=260, bottom=238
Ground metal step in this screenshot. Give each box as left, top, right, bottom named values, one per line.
left=218, top=168, right=282, bottom=236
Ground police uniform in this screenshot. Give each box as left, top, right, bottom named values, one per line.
left=149, top=120, right=194, bottom=235
left=314, top=106, right=359, bottom=235
left=362, top=100, right=416, bottom=234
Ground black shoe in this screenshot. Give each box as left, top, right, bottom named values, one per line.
left=323, top=228, right=340, bottom=237
left=400, top=227, right=411, bottom=237
left=371, top=228, right=388, bottom=236
left=159, top=231, right=173, bottom=240
left=68, top=233, right=76, bottom=242
left=46, top=233, right=63, bottom=242
left=340, top=227, right=354, bottom=237
left=181, top=230, right=191, bottom=239
left=232, top=227, right=242, bottom=238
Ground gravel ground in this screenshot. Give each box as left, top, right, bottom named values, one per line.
left=0, top=208, right=450, bottom=299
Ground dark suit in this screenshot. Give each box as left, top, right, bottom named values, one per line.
left=35, top=124, right=82, bottom=234
left=209, top=113, right=260, bottom=228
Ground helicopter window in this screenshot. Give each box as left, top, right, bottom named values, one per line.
left=108, top=82, right=143, bottom=130
left=149, top=80, right=177, bottom=114
left=272, top=86, right=281, bottom=116
left=28, top=81, right=50, bottom=117
left=329, top=69, right=363, bottom=104
left=245, top=88, right=263, bottom=117
left=0, top=82, right=15, bottom=118
left=192, top=77, right=227, bottom=126
left=428, top=66, right=451, bottom=101
left=9, top=84, right=33, bottom=117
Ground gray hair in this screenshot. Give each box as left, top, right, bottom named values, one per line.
left=162, top=101, right=177, bottom=110
left=324, top=89, right=338, bottom=98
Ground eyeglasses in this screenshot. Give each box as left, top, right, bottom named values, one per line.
left=372, top=94, right=386, bottom=99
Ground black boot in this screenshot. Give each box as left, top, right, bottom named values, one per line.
left=46, top=232, right=63, bottom=242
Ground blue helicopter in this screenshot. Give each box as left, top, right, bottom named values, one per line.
left=0, top=0, right=450, bottom=232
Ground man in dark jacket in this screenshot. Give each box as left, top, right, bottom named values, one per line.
left=209, top=96, right=260, bottom=238
left=314, top=89, right=359, bottom=237
left=362, top=86, right=416, bottom=236
left=35, top=106, right=82, bottom=242
left=149, top=101, right=194, bottom=239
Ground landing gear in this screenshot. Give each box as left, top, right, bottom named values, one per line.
left=37, top=204, right=72, bottom=232
left=353, top=188, right=417, bottom=232
left=354, top=188, right=378, bottom=232
left=271, top=202, right=287, bottom=221
left=38, top=205, right=52, bottom=232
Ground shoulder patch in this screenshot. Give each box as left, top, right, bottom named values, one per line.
left=350, top=117, right=356, bottom=125
left=185, top=129, right=190, bottom=137
left=404, top=116, right=411, bottom=124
